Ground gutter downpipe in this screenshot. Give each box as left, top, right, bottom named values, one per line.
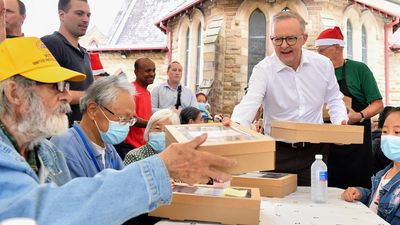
left=384, top=17, right=399, bottom=105
left=160, top=22, right=173, bottom=64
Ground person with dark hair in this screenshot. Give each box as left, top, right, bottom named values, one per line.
left=372, top=106, right=395, bottom=174
left=231, top=11, right=348, bottom=186
left=180, top=106, right=203, bottom=124
left=41, top=0, right=93, bottom=127
left=116, top=58, right=155, bottom=159
left=342, top=107, right=400, bottom=225
left=4, top=0, right=25, bottom=38
left=151, top=61, right=197, bottom=113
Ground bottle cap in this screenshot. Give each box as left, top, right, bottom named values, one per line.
left=315, top=154, right=323, bottom=160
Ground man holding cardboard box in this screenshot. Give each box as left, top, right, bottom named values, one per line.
left=232, top=11, right=348, bottom=186
left=316, top=26, right=383, bottom=189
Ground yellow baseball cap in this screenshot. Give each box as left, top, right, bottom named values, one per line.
left=0, top=37, right=86, bottom=83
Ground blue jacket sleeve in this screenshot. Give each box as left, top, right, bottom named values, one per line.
left=0, top=147, right=172, bottom=225
left=356, top=187, right=372, bottom=205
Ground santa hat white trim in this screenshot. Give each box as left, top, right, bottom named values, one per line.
left=315, top=38, right=345, bottom=47
left=93, top=69, right=105, bottom=76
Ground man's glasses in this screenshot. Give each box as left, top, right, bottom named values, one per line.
left=270, top=35, right=303, bottom=46
left=36, top=81, right=70, bottom=92
left=100, top=105, right=137, bottom=126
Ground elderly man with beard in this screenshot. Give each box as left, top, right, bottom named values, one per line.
left=0, top=37, right=236, bottom=225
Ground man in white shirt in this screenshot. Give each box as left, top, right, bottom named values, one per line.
left=231, top=11, right=348, bottom=186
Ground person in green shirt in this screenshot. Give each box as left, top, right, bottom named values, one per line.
left=316, top=26, right=383, bottom=189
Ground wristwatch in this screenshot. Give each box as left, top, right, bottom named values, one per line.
left=359, top=111, right=365, bottom=123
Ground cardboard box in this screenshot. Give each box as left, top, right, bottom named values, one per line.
left=323, top=96, right=352, bottom=121
left=149, top=184, right=261, bottom=225
left=270, top=121, right=364, bottom=144
left=165, top=123, right=275, bottom=174
left=231, top=172, right=297, bottom=198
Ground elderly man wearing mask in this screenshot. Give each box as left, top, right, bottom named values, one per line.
left=50, top=75, right=135, bottom=178
left=0, top=37, right=236, bottom=225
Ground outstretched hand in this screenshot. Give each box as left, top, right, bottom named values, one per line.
left=159, top=133, right=237, bottom=185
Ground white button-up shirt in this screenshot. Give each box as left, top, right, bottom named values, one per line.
left=231, top=49, right=348, bottom=134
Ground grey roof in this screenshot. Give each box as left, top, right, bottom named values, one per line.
left=107, top=0, right=182, bottom=48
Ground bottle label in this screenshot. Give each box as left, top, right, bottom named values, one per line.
left=316, top=170, right=328, bottom=182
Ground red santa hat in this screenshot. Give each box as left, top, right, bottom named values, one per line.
left=315, top=26, right=345, bottom=47
left=89, top=53, right=105, bottom=75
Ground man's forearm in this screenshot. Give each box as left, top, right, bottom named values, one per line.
left=361, top=99, right=384, bottom=119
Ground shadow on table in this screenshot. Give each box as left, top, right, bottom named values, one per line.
left=122, top=213, right=161, bottom=225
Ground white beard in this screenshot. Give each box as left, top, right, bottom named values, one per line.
left=14, top=92, right=71, bottom=142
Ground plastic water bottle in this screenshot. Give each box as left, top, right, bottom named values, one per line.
left=311, top=154, right=328, bottom=203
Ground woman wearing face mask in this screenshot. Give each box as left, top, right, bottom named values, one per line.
left=50, top=76, right=134, bottom=178
left=341, top=107, right=400, bottom=224
left=124, top=109, right=180, bottom=165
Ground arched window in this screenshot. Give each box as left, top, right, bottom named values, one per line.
left=362, top=25, right=367, bottom=63
left=195, top=24, right=203, bottom=89
left=248, top=9, right=266, bottom=81
left=346, top=20, right=353, bottom=59
left=184, top=28, right=190, bottom=86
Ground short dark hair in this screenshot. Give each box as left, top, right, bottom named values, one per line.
left=379, top=106, right=399, bottom=129
left=17, top=0, right=26, bottom=15
left=58, top=0, right=87, bottom=11
left=134, top=58, right=152, bottom=70
left=180, top=107, right=201, bottom=124
left=167, top=61, right=181, bottom=72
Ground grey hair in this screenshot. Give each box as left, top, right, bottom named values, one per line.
left=144, top=109, right=180, bottom=141
left=0, top=75, right=36, bottom=116
left=80, top=75, right=136, bottom=113
left=272, top=10, right=307, bottom=33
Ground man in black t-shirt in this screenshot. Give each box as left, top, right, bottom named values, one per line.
left=41, top=0, right=94, bottom=126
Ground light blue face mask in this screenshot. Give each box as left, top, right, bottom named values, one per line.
left=94, top=115, right=130, bottom=145
left=148, top=132, right=166, bottom=153
left=198, top=103, right=206, bottom=112
left=381, top=135, right=400, bottom=162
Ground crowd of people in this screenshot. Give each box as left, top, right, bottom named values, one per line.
left=0, top=0, right=399, bottom=224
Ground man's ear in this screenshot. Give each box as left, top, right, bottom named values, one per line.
left=4, top=81, right=23, bottom=106
left=58, top=10, right=65, bottom=22
left=86, top=101, right=99, bottom=120
left=302, top=33, right=308, bottom=42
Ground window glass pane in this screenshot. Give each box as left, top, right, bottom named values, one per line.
left=347, top=20, right=353, bottom=59
left=185, top=29, right=190, bottom=86
left=248, top=9, right=266, bottom=82
left=196, top=24, right=203, bottom=89
left=362, top=25, right=367, bottom=63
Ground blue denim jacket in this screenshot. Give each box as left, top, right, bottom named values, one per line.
left=357, top=163, right=400, bottom=225
left=50, top=122, right=125, bottom=178
left=0, top=128, right=172, bottom=225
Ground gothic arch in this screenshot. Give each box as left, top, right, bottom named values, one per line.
left=188, top=8, right=205, bottom=90
left=177, top=16, right=191, bottom=85
left=343, top=5, right=362, bottom=59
